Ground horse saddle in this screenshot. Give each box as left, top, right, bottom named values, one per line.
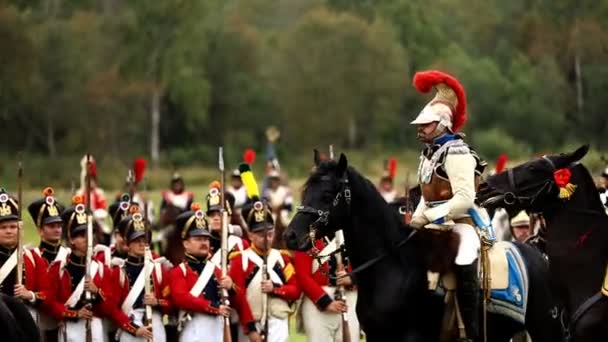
left=428, top=241, right=529, bottom=324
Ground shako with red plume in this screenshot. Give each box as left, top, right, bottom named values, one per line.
left=243, top=149, right=256, bottom=165
left=387, top=157, right=397, bottom=180
left=410, top=70, right=467, bottom=133
left=495, top=154, right=508, bottom=174
left=133, top=157, right=147, bottom=184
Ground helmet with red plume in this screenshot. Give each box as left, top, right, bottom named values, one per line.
left=410, top=70, right=467, bottom=133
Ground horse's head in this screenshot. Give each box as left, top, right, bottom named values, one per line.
left=285, top=150, right=350, bottom=251
left=478, top=145, right=589, bottom=212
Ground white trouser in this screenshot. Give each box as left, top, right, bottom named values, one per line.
left=119, top=309, right=165, bottom=342
left=302, top=287, right=359, bottom=342
left=180, top=313, right=223, bottom=342
left=59, top=317, right=104, bottom=342
left=452, top=223, right=480, bottom=265
left=238, top=317, right=288, bottom=342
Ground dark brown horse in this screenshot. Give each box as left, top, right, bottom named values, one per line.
left=158, top=204, right=185, bottom=265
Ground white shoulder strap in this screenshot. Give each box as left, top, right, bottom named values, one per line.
left=121, top=262, right=154, bottom=314
left=312, top=237, right=337, bottom=274
left=0, top=250, right=18, bottom=285
left=65, top=261, right=100, bottom=308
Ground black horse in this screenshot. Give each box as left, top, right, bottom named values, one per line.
left=477, top=145, right=608, bottom=342
left=285, top=152, right=562, bottom=342
left=0, top=293, right=40, bottom=342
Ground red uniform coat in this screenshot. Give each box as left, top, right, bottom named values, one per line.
left=293, top=240, right=335, bottom=310
left=169, top=261, right=246, bottom=317
left=22, top=248, right=50, bottom=306
left=229, top=247, right=301, bottom=334
left=109, top=258, right=173, bottom=335
left=45, top=255, right=113, bottom=320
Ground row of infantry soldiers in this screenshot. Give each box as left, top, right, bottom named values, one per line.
left=0, top=181, right=358, bottom=342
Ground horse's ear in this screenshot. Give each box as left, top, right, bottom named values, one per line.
left=558, top=144, right=589, bottom=168
left=336, top=153, right=348, bottom=177
left=313, top=149, right=321, bottom=166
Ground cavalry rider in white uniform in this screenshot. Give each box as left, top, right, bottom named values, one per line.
left=409, top=70, right=486, bottom=342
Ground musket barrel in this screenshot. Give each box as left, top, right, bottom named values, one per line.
left=16, top=161, right=23, bottom=285
left=218, top=147, right=232, bottom=342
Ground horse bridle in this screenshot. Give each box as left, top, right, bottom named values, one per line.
left=296, top=173, right=351, bottom=256
left=501, top=156, right=557, bottom=207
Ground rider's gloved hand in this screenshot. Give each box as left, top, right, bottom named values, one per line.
left=410, top=215, right=429, bottom=229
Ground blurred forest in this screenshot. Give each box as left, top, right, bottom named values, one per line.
left=1, top=0, right=608, bottom=187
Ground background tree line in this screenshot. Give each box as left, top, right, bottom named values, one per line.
left=1, top=0, right=608, bottom=187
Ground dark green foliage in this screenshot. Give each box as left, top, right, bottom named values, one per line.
left=0, top=0, right=606, bottom=170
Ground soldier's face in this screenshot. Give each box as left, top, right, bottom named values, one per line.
left=128, top=237, right=146, bottom=257
left=512, top=225, right=531, bottom=242
left=416, top=122, right=440, bottom=143
left=183, top=236, right=210, bottom=257
left=172, top=181, right=184, bottom=193
left=0, top=220, right=18, bottom=247
left=70, top=234, right=87, bottom=254
left=231, top=178, right=242, bottom=188
left=380, top=180, right=393, bottom=191
left=207, top=211, right=221, bottom=231
left=40, top=222, right=62, bottom=243
left=114, top=233, right=128, bottom=253
left=269, top=178, right=280, bottom=189
left=249, top=229, right=274, bottom=251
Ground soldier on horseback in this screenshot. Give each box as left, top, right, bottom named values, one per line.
left=409, top=70, right=486, bottom=342
left=160, top=173, right=193, bottom=216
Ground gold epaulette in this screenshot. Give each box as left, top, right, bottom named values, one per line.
left=229, top=250, right=242, bottom=261
left=279, top=249, right=293, bottom=259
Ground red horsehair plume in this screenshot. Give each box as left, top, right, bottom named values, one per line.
left=495, top=154, right=508, bottom=174
left=388, top=158, right=397, bottom=179
left=133, top=158, right=147, bottom=184
left=88, top=159, right=97, bottom=178
left=72, top=194, right=84, bottom=205
left=209, top=180, right=221, bottom=190
left=43, top=187, right=54, bottom=197
left=243, top=149, right=256, bottom=165
left=413, top=70, right=467, bottom=132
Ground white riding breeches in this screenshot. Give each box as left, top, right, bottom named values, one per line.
left=452, top=223, right=480, bottom=265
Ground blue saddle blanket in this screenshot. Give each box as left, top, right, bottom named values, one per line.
left=487, top=241, right=529, bottom=325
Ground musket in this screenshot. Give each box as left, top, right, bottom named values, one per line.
left=334, top=230, right=351, bottom=342
left=144, top=244, right=154, bottom=342
left=84, top=154, right=93, bottom=342
left=218, top=147, right=232, bottom=342
left=16, top=160, right=23, bottom=285
left=329, top=146, right=351, bottom=340
left=260, top=203, right=269, bottom=341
